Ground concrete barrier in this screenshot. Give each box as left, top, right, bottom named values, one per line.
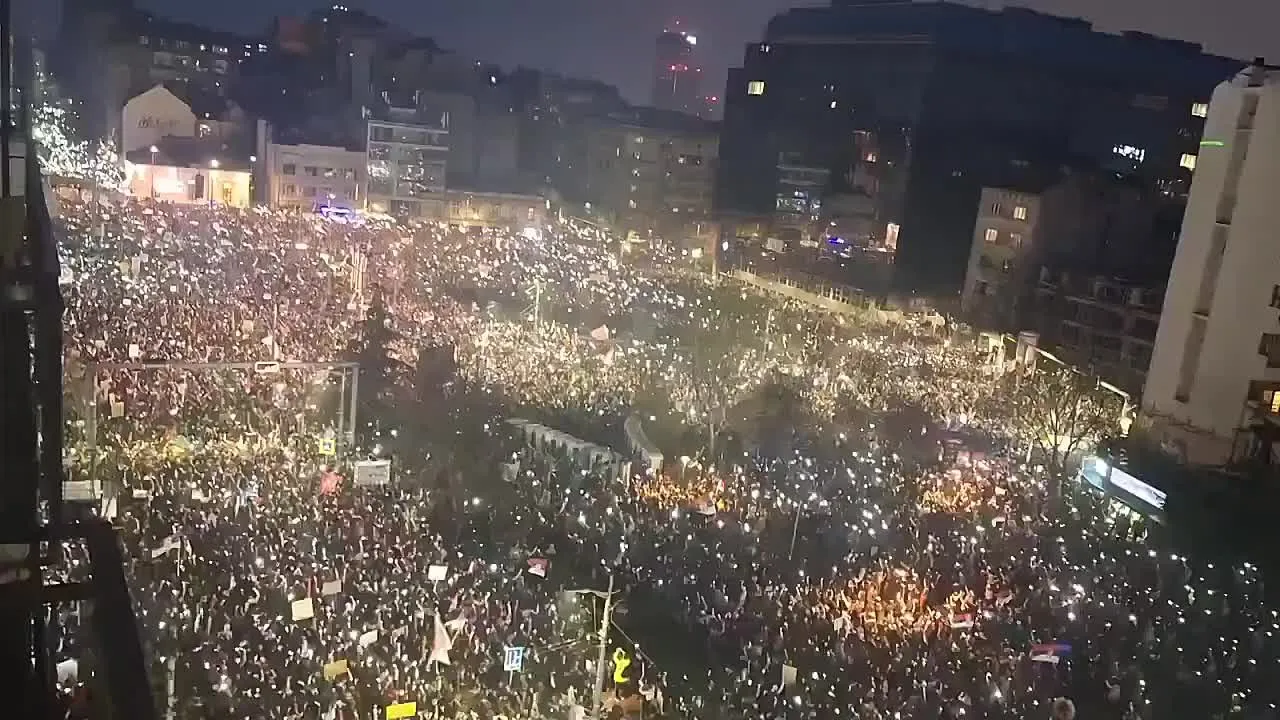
left=624, top=414, right=663, bottom=474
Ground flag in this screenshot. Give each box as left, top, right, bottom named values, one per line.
left=428, top=613, right=452, bottom=665
left=781, top=664, right=798, bottom=686
left=1030, top=642, right=1071, bottom=664
left=319, top=471, right=342, bottom=495
left=149, top=534, right=184, bottom=559
left=527, top=558, right=549, bottom=578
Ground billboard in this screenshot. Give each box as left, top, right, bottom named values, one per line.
left=1077, top=455, right=1166, bottom=520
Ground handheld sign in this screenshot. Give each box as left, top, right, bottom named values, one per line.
left=504, top=646, right=525, bottom=672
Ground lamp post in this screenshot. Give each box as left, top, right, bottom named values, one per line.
left=148, top=145, right=158, bottom=198
left=208, top=159, right=220, bottom=207
left=566, top=574, right=617, bottom=720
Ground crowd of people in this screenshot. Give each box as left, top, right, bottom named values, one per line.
left=47, top=192, right=1280, bottom=720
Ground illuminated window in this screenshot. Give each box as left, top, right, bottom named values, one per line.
left=634, top=136, right=644, bottom=144
left=747, top=81, right=765, bottom=96
left=628, top=199, right=637, bottom=209
left=1013, top=205, right=1027, bottom=221
left=1191, top=102, right=1209, bottom=118
left=984, top=228, right=998, bottom=243
left=1009, top=232, right=1023, bottom=248
left=1180, top=153, right=1197, bottom=171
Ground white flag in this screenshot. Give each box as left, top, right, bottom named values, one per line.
left=428, top=613, right=452, bottom=665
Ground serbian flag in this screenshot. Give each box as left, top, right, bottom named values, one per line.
left=1030, top=642, right=1072, bottom=664
left=950, top=612, right=974, bottom=629
left=527, top=558, right=549, bottom=578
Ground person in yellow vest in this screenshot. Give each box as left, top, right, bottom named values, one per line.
left=611, top=648, right=631, bottom=684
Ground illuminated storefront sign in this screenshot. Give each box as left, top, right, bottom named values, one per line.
left=1077, top=455, right=1166, bottom=520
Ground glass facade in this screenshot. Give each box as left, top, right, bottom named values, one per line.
left=365, top=121, right=448, bottom=217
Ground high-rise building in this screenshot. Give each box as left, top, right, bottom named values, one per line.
left=651, top=28, right=701, bottom=114
left=1142, top=60, right=1280, bottom=466
left=716, top=3, right=1241, bottom=297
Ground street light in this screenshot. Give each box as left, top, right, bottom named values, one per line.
left=565, top=575, right=617, bottom=720
left=149, top=145, right=159, bottom=198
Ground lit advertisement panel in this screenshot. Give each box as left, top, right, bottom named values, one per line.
left=1077, top=455, right=1166, bottom=520
left=1109, top=467, right=1166, bottom=511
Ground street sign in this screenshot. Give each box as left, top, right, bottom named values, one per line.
left=503, top=646, right=525, bottom=672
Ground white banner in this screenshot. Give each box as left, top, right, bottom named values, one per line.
left=354, top=459, right=392, bottom=487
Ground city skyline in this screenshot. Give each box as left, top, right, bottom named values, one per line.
left=117, top=0, right=1278, bottom=107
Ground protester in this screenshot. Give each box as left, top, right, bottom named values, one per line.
left=49, top=194, right=1278, bottom=720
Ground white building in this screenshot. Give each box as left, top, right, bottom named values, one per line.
left=961, top=187, right=1041, bottom=330
left=264, top=142, right=365, bottom=210
left=1142, top=60, right=1280, bottom=465
left=121, top=85, right=197, bottom=154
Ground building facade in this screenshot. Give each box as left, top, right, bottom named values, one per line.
left=121, top=85, right=199, bottom=154
left=265, top=142, right=365, bottom=210
left=961, top=187, right=1043, bottom=329
left=651, top=30, right=701, bottom=115
left=1143, top=61, right=1280, bottom=465
left=582, top=108, right=718, bottom=234
left=445, top=189, right=547, bottom=229
left=364, top=110, right=449, bottom=218
left=1028, top=271, right=1162, bottom=396
left=716, top=3, right=1241, bottom=297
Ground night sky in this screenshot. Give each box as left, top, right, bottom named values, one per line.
left=121, top=0, right=1276, bottom=104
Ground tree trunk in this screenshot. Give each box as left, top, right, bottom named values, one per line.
left=707, top=420, right=717, bottom=471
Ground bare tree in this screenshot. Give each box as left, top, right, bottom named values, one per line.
left=1005, top=366, right=1121, bottom=489
left=683, top=315, right=765, bottom=469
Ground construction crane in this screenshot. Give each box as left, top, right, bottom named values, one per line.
left=0, top=4, right=158, bottom=718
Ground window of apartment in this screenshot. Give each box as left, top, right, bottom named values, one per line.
left=984, top=228, right=998, bottom=243
left=213, top=59, right=228, bottom=74
left=628, top=199, right=637, bottom=209
left=989, top=202, right=1002, bottom=216
left=304, top=166, right=319, bottom=177
left=282, top=163, right=297, bottom=175
left=633, top=136, right=644, bottom=144
left=1013, top=205, right=1027, bottom=221
left=1179, top=153, right=1197, bottom=171
left=139, top=36, right=150, bottom=46
left=174, top=40, right=191, bottom=51
left=631, top=168, right=640, bottom=177
left=213, top=45, right=228, bottom=55
left=1261, top=333, right=1280, bottom=368
left=153, top=52, right=174, bottom=67
left=283, top=183, right=296, bottom=196
left=747, top=80, right=765, bottom=96
left=1008, top=232, right=1023, bottom=249
left=1191, top=102, right=1209, bottom=118
left=175, top=55, right=194, bottom=68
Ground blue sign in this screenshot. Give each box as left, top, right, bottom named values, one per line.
left=503, top=646, right=525, bottom=672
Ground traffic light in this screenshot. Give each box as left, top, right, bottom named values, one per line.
left=611, top=648, right=631, bottom=684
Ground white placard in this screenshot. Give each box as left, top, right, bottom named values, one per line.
left=354, top=459, right=392, bottom=487
left=427, top=564, right=448, bottom=582
left=291, top=598, right=315, bottom=621
left=321, top=580, right=342, bottom=596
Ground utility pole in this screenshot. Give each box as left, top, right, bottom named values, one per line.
left=533, top=278, right=541, bottom=328
left=567, top=574, right=616, bottom=720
